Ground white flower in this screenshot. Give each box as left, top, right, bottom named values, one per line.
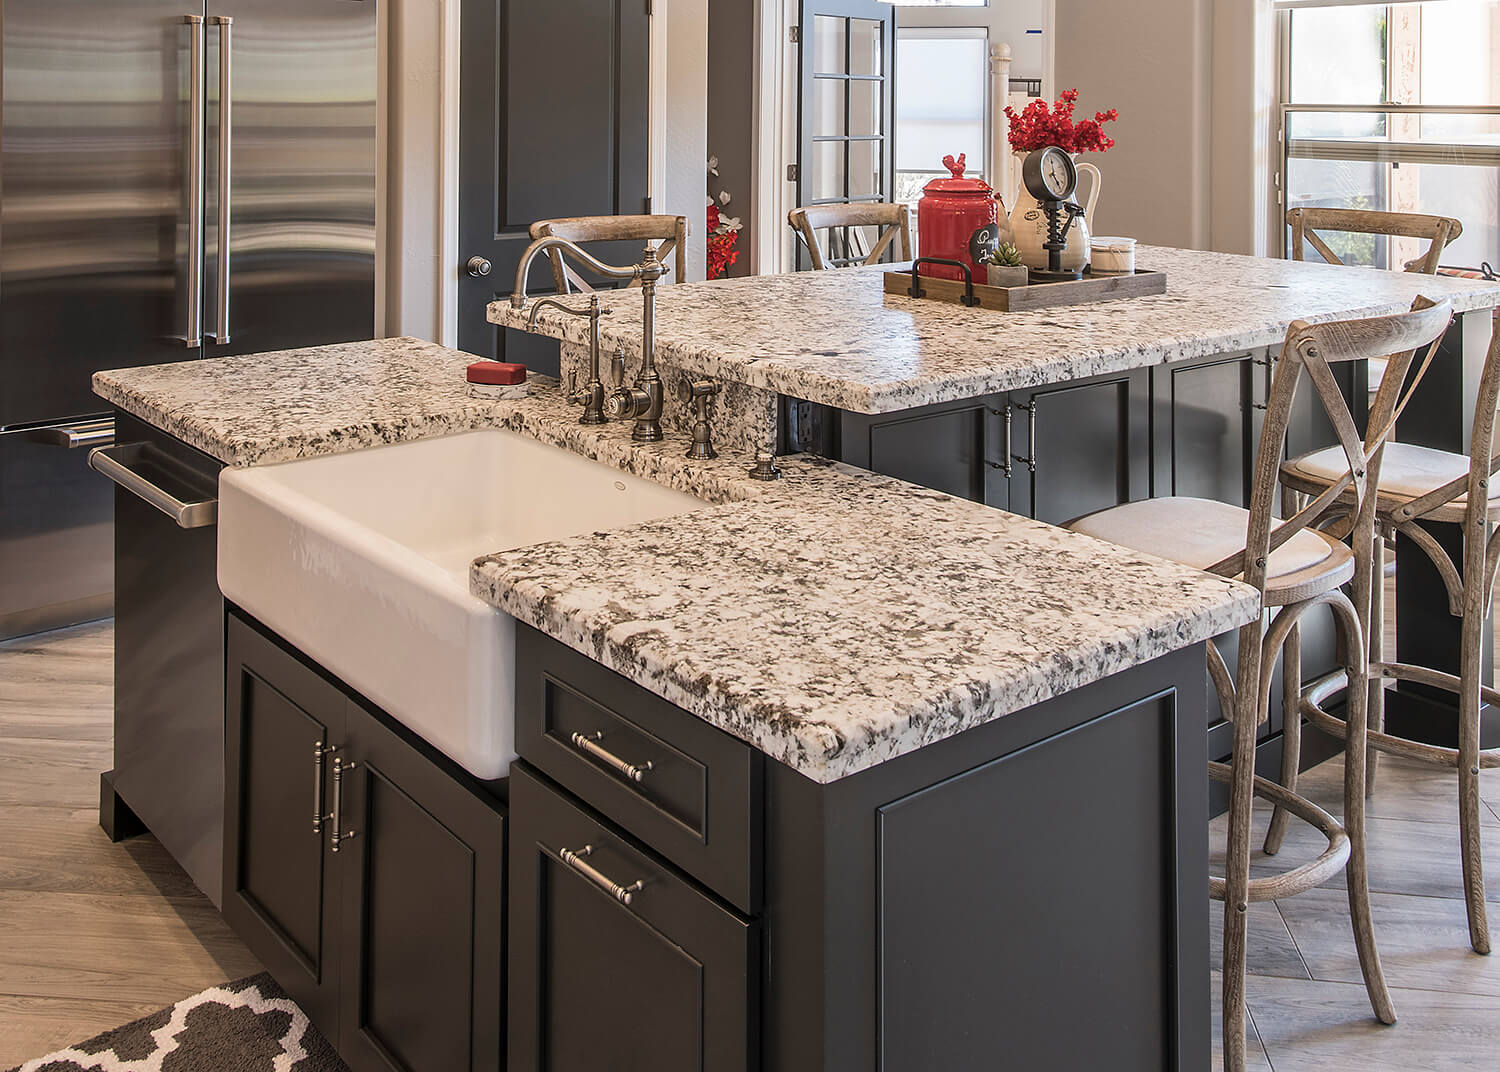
left=707, top=155, right=720, bottom=176
left=718, top=190, right=732, bottom=206
left=721, top=215, right=742, bottom=232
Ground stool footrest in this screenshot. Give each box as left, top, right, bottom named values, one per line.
left=1208, top=761, right=1351, bottom=904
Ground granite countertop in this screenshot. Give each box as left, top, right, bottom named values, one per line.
left=96, top=338, right=1259, bottom=783
left=490, top=245, right=1500, bottom=414
left=472, top=460, right=1259, bottom=782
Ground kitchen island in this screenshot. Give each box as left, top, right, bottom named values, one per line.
left=96, top=338, right=1256, bottom=1071
left=493, top=244, right=1500, bottom=764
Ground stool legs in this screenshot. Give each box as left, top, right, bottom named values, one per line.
left=1342, top=555, right=1398, bottom=1025
left=1264, top=623, right=1302, bottom=856
left=1222, top=652, right=1260, bottom=1072
left=1459, top=581, right=1492, bottom=954
left=1367, top=531, right=1387, bottom=797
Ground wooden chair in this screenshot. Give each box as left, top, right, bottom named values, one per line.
left=1278, top=318, right=1500, bottom=956
left=529, top=215, right=688, bottom=294
left=1287, top=207, right=1463, bottom=275
left=787, top=203, right=911, bottom=270
left=1066, top=298, right=1454, bottom=1072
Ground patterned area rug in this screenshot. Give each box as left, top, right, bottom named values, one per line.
left=5, top=974, right=348, bottom=1072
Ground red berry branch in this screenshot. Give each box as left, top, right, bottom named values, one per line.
left=1004, top=89, right=1119, bottom=155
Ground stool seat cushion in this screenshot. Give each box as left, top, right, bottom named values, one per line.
left=1286, top=443, right=1499, bottom=507
left=1068, top=497, right=1336, bottom=577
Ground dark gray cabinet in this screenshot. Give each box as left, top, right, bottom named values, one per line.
left=223, top=610, right=506, bottom=1072
left=825, top=367, right=1150, bottom=523
left=508, top=767, right=759, bottom=1072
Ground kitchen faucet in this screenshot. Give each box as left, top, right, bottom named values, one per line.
left=511, top=236, right=667, bottom=441
left=527, top=294, right=608, bottom=424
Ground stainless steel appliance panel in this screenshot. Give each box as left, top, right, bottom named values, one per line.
left=0, top=431, right=113, bottom=638
left=204, top=0, right=376, bottom=357
left=0, top=0, right=204, bottom=426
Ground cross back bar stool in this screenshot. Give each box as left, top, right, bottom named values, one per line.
left=787, top=202, right=912, bottom=270
left=1287, top=207, right=1464, bottom=275
left=529, top=215, right=689, bottom=294
left=1278, top=319, right=1500, bottom=955
left=1067, top=299, right=1454, bottom=1072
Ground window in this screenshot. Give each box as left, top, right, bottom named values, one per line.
left=1279, top=1, right=1500, bottom=270
left=895, top=28, right=989, bottom=218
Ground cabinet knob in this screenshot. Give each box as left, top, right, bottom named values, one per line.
left=466, top=255, right=493, bottom=278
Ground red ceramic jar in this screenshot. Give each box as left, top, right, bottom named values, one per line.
left=916, top=153, right=999, bottom=282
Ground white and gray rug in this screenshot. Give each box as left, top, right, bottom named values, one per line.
left=5, top=975, right=346, bottom=1072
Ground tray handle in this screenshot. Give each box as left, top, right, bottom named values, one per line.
left=908, top=258, right=980, bottom=307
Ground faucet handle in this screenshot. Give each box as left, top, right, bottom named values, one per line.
left=610, top=347, right=627, bottom=389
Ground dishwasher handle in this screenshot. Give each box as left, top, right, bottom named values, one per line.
left=89, top=444, right=218, bottom=529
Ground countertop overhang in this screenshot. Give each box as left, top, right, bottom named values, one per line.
left=489, top=245, right=1500, bottom=414
left=95, top=338, right=1259, bottom=783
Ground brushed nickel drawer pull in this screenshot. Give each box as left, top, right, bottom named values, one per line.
left=570, top=731, right=653, bottom=783
left=329, top=756, right=358, bottom=853
left=312, top=742, right=336, bottom=834
left=558, top=845, right=644, bottom=906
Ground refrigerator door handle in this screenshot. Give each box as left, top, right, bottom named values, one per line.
left=210, top=16, right=233, bottom=344
left=8, top=419, right=116, bottom=450
left=184, top=14, right=207, bottom=348
left=89, top=444, right=219, bottom=530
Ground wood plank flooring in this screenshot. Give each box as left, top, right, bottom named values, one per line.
left=0, top=622, right=260, bottom=1070
left=3, top=608, right=1499, bottom=1071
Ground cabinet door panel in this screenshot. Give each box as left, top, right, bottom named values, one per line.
left=1160, top=355, right=1257, bottom=505
left=509, top=766, right=757, bottom=1072
left=224, top=614, right=343, bottom=1039
left=340, top=702, right=506, bottom=1072
left=837, top=395, right=1008, bottom=507
left=1011, top=371, right=1150, bottom=524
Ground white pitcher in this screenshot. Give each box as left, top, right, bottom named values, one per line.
left=1007, top=154, right=1102, bottom=273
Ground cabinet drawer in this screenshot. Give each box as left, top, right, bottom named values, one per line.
left=515, top=625, right=763, bottom=915
left=509, top=765, right=758, bottom=1072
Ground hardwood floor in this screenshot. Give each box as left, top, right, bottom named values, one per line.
left=0, top=622, right=260, bottom=1070
left=3, top=608, right=1498, bottom=1071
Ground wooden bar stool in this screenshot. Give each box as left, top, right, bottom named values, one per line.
left=787, top=202, right=911, bottom=270
left=1287, top=207, right=1463, bottom=275
left=529, top=215, right=688, bottom=292
left=1066, top=299, right=1454, bottom=1072
left=1277, top=318, right=1500, bottom=955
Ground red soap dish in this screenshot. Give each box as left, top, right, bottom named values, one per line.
left=466, top=361, right=527, bottom=386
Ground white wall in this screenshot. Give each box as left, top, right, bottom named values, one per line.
left=658, top=0, right=710, bottom=282
left=383, top=0, right=448, bottom=343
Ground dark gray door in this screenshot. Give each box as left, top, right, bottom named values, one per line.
left=795, top=0, right=896, bottom=269
left=458, top=0, right=651, bottom=366
left=508, top=766, right=758, bottom=1072
left=338, top=699, right=506, bottom=1072
left=204, top=0, right=378, bottom=359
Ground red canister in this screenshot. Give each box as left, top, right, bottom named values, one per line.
left=917, top=153, right=1000, bottom=282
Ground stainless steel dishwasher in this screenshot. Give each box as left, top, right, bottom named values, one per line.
left=91, top=411, right=226, bottom=905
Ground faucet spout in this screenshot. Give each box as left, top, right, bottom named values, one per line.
left=510, top=236, right=640, bottom=309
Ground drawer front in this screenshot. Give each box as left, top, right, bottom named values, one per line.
left=509, top=766, right=758, bottom=1072
left=516, top=625, right=762, bottom=915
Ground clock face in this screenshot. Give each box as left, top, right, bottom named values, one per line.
left=1021, top=145, right=1078, bottom=204
left=1041, top=149, right=1074, bottom=199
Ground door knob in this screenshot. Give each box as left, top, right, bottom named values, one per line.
left=466, top=256, right=492, bottom=278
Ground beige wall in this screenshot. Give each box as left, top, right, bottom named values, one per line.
left=1055, top=0, right=1273, bottom=255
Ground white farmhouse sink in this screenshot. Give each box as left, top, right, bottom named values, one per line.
left=218, top=429, right=705, bottom=780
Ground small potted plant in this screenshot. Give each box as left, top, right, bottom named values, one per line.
left=985, top=242, right=1028, bottom=288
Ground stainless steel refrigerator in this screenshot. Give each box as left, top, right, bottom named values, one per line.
left=0, top=0, right=377, bottom=640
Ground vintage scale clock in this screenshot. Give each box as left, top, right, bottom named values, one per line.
left=1021, top=146, right=1088, bottom=283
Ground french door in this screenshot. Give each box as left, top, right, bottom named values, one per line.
left=796, top=0, right=897, bottom=269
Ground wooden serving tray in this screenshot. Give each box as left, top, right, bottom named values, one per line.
left=884, top=266, right=1167, bottom=313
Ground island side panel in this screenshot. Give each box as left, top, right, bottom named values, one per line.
left=763, top=644, right=1210, bottom=1072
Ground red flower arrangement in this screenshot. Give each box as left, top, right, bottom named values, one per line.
left=707, top=156, right=743, bottom=280
left=1004, top=89, right=1119, bottom=155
